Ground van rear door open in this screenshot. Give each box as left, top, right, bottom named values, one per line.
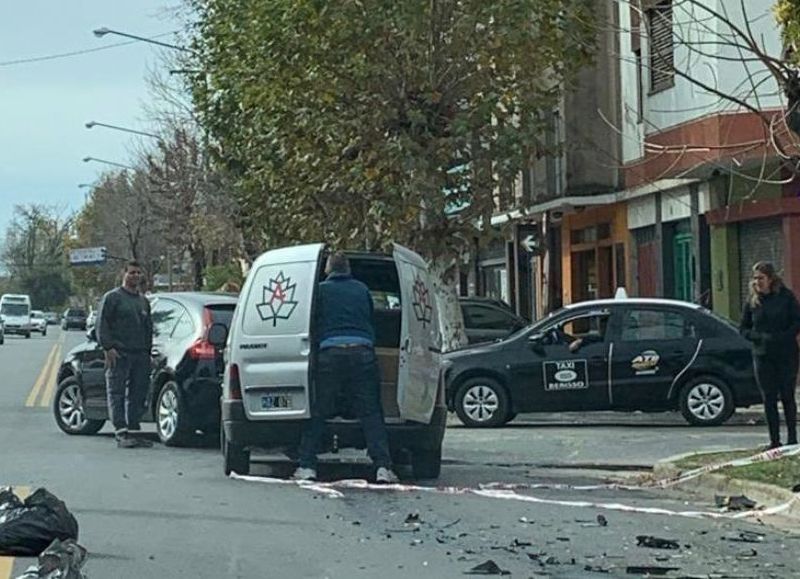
left=393, top=244, right=441, bottom=424
left=235, top=243, right=323, bottom=420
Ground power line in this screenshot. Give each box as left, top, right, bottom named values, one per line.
left=0, top=32, right=180, bottom=67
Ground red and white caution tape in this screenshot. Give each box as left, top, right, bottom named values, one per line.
left=649, top=443, right=800, bottom=488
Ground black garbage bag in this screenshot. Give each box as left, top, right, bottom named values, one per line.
left=0, top=488, right=79, bottom=556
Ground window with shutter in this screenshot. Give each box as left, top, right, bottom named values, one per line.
left=647, top=0, right=674, bottom=93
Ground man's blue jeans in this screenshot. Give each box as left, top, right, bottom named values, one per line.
left=298, top=346, right=392, bottom=469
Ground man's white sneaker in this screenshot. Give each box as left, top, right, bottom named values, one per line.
left=292, top=467, right=317, bottom=481
left=376, top=467, right=399, bottom=484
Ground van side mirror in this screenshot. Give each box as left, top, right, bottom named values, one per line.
left=87, top=327, right=97, bottom=342
left=207, top=323, right=228, bottom=347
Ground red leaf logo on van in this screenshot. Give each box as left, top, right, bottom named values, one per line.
left=256, top=271, right=299, bottom=326
left=411, top=275, right=433, bottom=328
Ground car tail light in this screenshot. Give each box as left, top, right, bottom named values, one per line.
left=229, top=363, right=242, bottom=400
left=188, top=307, right=218, bottom=360
left=189, top=339, right=216, bottom=360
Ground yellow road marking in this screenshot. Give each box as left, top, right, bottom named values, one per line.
left=38, top=343, right=63, bottom=408
left=0, top=486, right=31, bottom=579
left=25, top=344, right=59, bottom=407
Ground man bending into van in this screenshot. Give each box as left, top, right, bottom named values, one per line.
left=294, top=252, right=399, bottom=484
left=96, top=260, right=154, bottom=449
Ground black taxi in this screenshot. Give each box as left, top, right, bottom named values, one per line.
left=444, top=298, right=762, bottom=427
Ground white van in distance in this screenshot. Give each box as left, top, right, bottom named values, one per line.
left=217, top=243, right=445, bottom=479
left=0, top=294, right=32, bottom=338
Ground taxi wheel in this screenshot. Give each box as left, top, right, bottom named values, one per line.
left=53, top=378, right=105, bottom=435
left=156, top=381, right=192, bottom=446
left=455, top=377, right=510, bottom=427
left=222, top=429, right=250, bottom=476
left=679, top=376, right=734, bottom=426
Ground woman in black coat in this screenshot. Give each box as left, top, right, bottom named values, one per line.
left=740, top=262, right=800, bottom=449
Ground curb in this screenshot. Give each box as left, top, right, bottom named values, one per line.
left=653, top=455, right=800, bottom=522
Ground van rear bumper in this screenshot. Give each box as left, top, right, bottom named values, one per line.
left=222, top=400, right=446, bottom=452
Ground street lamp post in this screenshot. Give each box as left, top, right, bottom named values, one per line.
left=92, top=27, right=193, bottom=53
left=85, top=121, right=160, bottom=140
left=82, top=156, right=135, bottom=170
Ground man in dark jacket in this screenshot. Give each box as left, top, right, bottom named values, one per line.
left=294, top=252, right=398, bottom=483
left=740, top=262, right=800, bottom=449
left=96, top=260, right=154, bottom=448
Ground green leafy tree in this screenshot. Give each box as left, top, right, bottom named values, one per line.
left=186, top=0, right=596, bottom=348
left=1, top=204, right=72, bottom=309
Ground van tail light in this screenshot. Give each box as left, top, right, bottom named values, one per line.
left=229, top=363, right=242, bottom=400
left=189, top=307, right=217, bottom=360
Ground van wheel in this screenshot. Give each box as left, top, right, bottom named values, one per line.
left=411, top=446, right=442, bottom=479
left=455, top=377, right=509, bottom=427
left=222, top=429, right=250, bottom=476
left=679, top=376, right=734, bottom=426
left=156, top=381, right=192, bottom=446
left=53, top=378, right=105, bottom=435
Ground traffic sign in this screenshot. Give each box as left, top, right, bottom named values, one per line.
left=520, top=234, right=539, bottom=253
left=69, top=247, right=107, bottom=265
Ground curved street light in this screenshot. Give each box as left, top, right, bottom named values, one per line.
left=82, top=156, right=135, bottom=170
left=93, top=27, right=193, bottom=53
left=85, top=121, right=160, bottom=140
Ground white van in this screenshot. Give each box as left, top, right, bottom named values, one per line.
left=0, top=294, right=32, bottom=338
left=218, top=243, right=445, bottom=479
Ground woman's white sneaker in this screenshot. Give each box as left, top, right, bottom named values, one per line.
left=376, top=467, right=399, bottom=484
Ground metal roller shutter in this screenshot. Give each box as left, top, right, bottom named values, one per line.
left=738, top=218, right=784, bottom=309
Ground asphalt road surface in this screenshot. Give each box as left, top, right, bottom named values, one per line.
left=1, top=328, right=797, bottom=578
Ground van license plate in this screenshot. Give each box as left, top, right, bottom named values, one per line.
left=261, top=394, right=291, bottom=410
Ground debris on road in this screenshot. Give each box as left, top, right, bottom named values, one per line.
left=636, top=535, right=680, bottom=550
left=464, top=559, right=510, bottom=575
left=625, top=565, right=680, bottom=575
left=0, top=488, right=79, bottom=557
left=404, top=512, right=421, bottom=524
left=14, top=538, right=87, bottom=579
left=715, top=495, right=757, bottom=512
left=721, top=530, right=765, bottom=543
left=596, top=514, right=608, bottom=527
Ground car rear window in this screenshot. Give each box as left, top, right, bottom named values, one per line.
left=67, top=309, right=86, bottom=317
left=208, top=305, right=235, bottom=328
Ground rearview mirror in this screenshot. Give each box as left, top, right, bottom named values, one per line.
left=207, top=323, right=228, bottom=347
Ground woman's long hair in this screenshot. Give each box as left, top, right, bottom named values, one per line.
left=748, top=261, right=784, bottom=308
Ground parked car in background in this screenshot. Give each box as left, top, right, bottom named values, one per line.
left=459, top=296, right=528, bottom=345
left=61, top=308, right=87, bottom=331
left=30, top=310, right=47, bottom=336
left=44, top=312, right=60, bottom=325
left=53, top=292, right=238, bottom=446
left=445, top=298, right=762, bottom=428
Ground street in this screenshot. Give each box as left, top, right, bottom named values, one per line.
left=0, top=328, right=797, bottom=578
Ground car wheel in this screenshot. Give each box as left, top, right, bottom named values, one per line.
left=222, top=429, right=250, bottom=476
left=156, top=381, right=192, bottom=446
left=454, top=377, right=510, bottom=427
left=411, top=446, right=442, bottom=479
left=679, top=376, right=734, bottom=426
left=24, top=331, right=30, bottom=339
left=0, top=334, right=4, bottom=345
left=42, top=328, right=47, bottom=337
left=53, top=378, right=105, bottom=435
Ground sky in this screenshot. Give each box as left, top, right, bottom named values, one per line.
left=0, top=1, right=183, bottom=235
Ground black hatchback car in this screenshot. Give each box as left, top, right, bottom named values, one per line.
left=444, top=298, right=762, bottom=427
left=53, top=292, right=237, bottom=446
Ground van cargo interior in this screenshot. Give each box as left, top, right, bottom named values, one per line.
left=313, top=255, right=402, bottom=419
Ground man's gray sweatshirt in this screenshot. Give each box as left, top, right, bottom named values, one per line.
left=96, top=287, right=153, bottom=353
